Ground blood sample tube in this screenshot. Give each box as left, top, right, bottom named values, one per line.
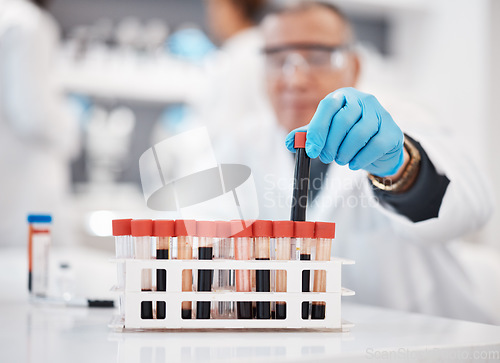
left=290, top=131, right=311, bottom=222
left=175, top=219, right=196, bottom=319
left=273, top=220, right=294, bottom=320
left=295, top=221, right=315, bottom=320
left=253, top=220, right=273, bottom=319
left=153, top=220, right=174, bottom=319
left=28, top=214, right=52, bottom=298
left=112, top=218, right=132, bottom=319
left=131, top=219, right=154, bottom=319
left=196, top=221, right=215, bottom=319
left=231, top=220, right=253, bottom=319
left=312, top=222, right=335, bottom=319
left=213, top=221, right=233, bottom=318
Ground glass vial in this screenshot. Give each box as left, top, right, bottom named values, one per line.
left=175, top=220, right=196, bottom=320
left=312, top=222, right=335, bottom=319
left=273, top=221, right=294, bottom=320
left=28, top=214, right=52, bottom=298
left=232, top=220, right=253, bottom=319
left=131, top=219, right=154, bottom=320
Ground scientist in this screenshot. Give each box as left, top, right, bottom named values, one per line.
left=192, top=0, right=270, bottom=135
left=215, top=1, right=495, bottom=323
left=0, top=0, right=78, bottom=245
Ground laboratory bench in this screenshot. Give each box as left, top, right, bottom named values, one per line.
left=1, top=247, right=500, bottom=362
left=1, top=302, right=500, bottom=363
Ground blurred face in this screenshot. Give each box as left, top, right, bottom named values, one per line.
left=262, top=7, right=360, bottom=132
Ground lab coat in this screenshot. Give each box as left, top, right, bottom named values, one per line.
left=212, top=100, right=496, bottom=324
left=0, top=0, right=78, bottom=245
left=188, top=27, right=272, bottom=141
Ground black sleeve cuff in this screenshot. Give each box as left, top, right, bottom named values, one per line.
left=372, top=135, right=450, bottom=223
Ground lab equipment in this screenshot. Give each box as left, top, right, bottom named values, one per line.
left=196, top=221, right=215, bottom=319
left=273, top=220, right=294, bottom=319
left=153, top=220, right=174, bottom=319
left=175, top=219, right=196, bottom=319
left=112, top=218, right=132, bottom=319
left=290, top=131, right=311, bottom=221
left=295, top=221, right=315, bottom=319
left=110, top=219, right=353, bottom=330
left=232, top=220, right=254, bottom=319
left=131, top=219, right=154, bottom=319
left=28, top=214, right=52, bottom=298
left=213, top=221, right=234, bottom=319
left=312, top=221, right=336, bottom=319
left=253, top=220, right=273, bottom=320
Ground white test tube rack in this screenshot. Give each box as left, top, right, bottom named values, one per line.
left=111, top=257, right=355, bottom=331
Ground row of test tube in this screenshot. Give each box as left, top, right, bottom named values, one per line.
left=112, top=219, right=335, bottom=322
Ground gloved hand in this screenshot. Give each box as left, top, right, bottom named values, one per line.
left=286, top=87, right=405, bottom=177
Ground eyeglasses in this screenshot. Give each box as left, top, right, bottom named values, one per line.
left=263, top=44, right=351, bottom=76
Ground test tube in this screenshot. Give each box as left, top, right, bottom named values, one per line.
left=153, top=220, right=174, bottom=319
left=112, top=218, right=132, bottom=319
left=295, top=221, right=315, bottom=320
left=231, top=220, right=253, bottom=319
left=253, top=220, right=273, bottom=319
left=175, top=219, right=196, bottom=319
left=131, top=219, right=154, bottom=319
left=273, top=220, right=294, bottom=320
left=213, top=221, right=234, bottom=319
left=196, top=221, right=215, bottom=319
left=290, top=131, right=311, bottom=222
left=312, top=222, right=335, bottom=319
left=28, top=214, right=52, bottom=298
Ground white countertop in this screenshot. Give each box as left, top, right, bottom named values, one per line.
left=1, top=247, right=500, bottom=362
left=1, top=302, right=500, bottom=363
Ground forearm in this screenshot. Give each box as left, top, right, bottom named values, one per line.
left=371, top=135, right=450, bottom=222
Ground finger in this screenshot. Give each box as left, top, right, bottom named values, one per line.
left=304, top=90, right=345, bottom=158
left=318, top=91, right=363, bottom=163
left=364, top=148, right=404, bottom=177
left=335, top=103, right=380, bottom=167
left=285, top=125, right=309, bottom=153
left=349, top=116, right=404, bottom=174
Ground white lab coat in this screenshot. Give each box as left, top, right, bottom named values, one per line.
left=188, top=27, right=272, bottom=142
left=0, top=0, right=78, bottom=245
left=212, top=100, right=496, bottom=324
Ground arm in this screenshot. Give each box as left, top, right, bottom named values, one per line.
left=286, top=87, right=493, bottom=242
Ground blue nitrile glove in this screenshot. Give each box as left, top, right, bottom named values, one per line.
left=285, top=87, right=405, bottom=177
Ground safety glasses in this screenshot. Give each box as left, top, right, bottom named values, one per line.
left=262, top=44, right=351, bottom=76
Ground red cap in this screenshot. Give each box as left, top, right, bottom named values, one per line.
left=231, top=220, right=253, bottom=238
left=112, top=219, right=132, bottom=236
left=131, top=219, right=153, bottom=237
left=294, top=221, right=315, bottom=238
left=175, top=220, right=196, bottom=236
left=315, top=222, right=336, bottom=239
left=294, top=131, right=307, bottom=149
left=153, top=220, right=175, bottom=237
left=273, top=220, right=294, bottom=238
left=197, top=221, right=217, bottom=237
left=253, top=220, right=273, bottom=237
left=216, top=221, right=231, bottom=238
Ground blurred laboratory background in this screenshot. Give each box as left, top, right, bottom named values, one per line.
left=1, top=0, right=499, bottom=312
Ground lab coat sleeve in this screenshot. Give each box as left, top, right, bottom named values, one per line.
left=369, top=129, right=494, bottom=245
left=0, top=14, right=79, bottom=158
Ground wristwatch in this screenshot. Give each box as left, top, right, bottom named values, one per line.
left=368, top=137, right=421, bottom=194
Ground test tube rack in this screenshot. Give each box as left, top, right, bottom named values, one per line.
left=110, top=257, right=355, bottom=331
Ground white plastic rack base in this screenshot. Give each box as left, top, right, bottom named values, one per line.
left=110, top=258, right=355, bottom=331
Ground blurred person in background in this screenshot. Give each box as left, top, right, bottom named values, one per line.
left=214, top=1, right=496, bottom=323
left=0, top=0, right=79, bottom=245
left=191, top=0, right=270, bottom=136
